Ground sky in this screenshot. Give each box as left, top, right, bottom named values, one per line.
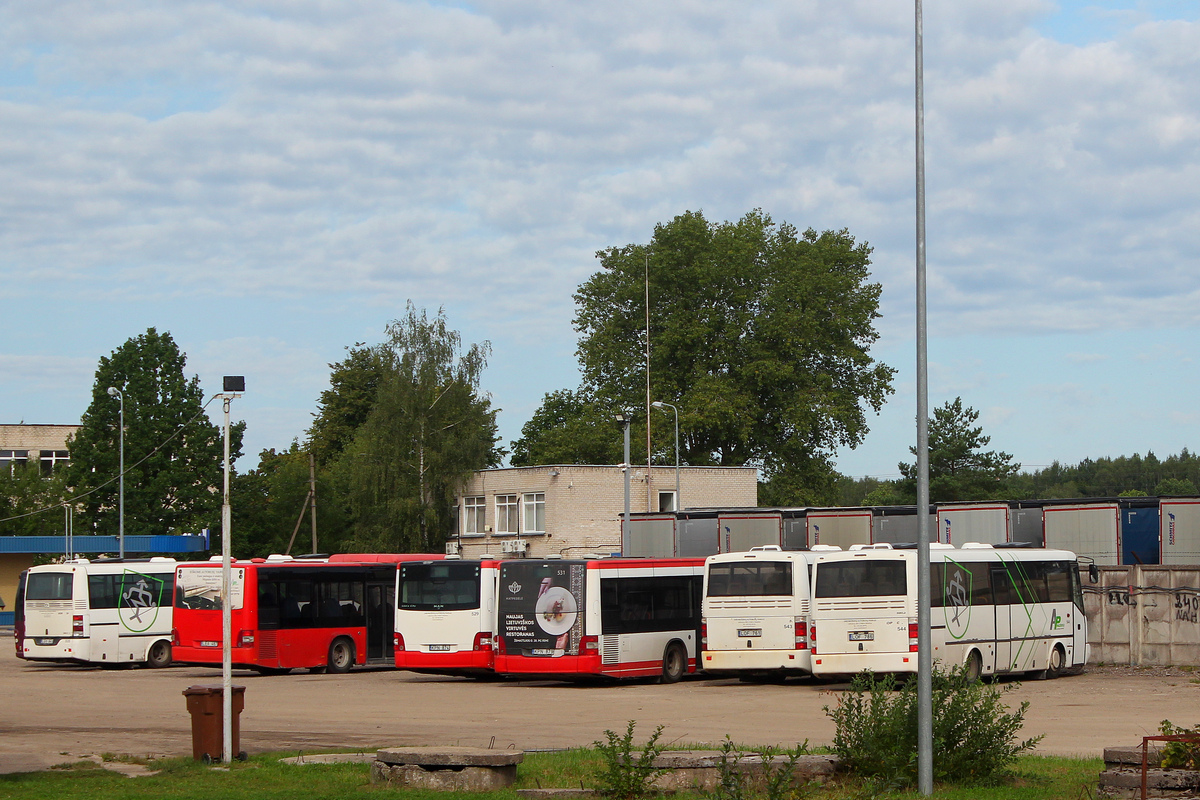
left=1, top=1, right=1197, bottom=481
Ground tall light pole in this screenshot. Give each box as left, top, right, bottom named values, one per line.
left=651, top=401, right=679, bottom=511
left=106, top=387, right=124, bottom=559
left=217, top=376, right=245, bottom=764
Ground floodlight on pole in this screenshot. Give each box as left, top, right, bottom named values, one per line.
left=106, top=387, right=124, bottom=559
left=650, top=401, right=680, bottom=511
left=216, top=376, right=244, bottom=764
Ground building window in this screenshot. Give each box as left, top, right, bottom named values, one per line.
left=39, top=450, right=70, bottom=476
left=463, top=496, right=486, bottom=536
left=0, top=450, right=28, bottom=475
left=522, top=492, right=545, bottom=535
left=495, top=494, right=519, bottom=534
left=658, top=491, right=677, bottom=513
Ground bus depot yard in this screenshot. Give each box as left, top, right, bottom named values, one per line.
left=0, top=653, right=1196, bottom=788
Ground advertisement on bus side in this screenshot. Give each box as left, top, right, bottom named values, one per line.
left=499, top=561, right=584, bottom=657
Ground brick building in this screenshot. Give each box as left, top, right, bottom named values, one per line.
left=451, top=464, right=758, bottom=559
left=0, top=424, right=78, bottom=475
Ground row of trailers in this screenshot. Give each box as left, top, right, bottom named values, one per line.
left=15, top=544, right=1088, bottom=683
left=624, top=496, right=1200, bottom=567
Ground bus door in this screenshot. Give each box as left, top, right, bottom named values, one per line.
left=365, top=581, right=394, bottom=662
left=991, top=564, right=1013, bottom=672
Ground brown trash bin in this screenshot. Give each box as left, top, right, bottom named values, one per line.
left=183, top=684, right=246, bottom=762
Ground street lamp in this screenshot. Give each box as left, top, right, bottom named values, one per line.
left=216, top=375, right=245, bottom=765
left=106, top=387, right=124, bottom=559
left=651, top=401, right=680, bottom=511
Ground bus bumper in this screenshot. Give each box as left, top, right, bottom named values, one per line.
left=811, top=651, right=917, bottom=676
left=395, top=649, right=494, bottom=672
left=701, top=649, right=811, bottom=674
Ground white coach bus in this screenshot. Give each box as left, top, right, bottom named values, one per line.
left=700, top=546, right=832, bottom=678
left=809, top=543, right=1088, bottom=680
left=17, top=558, right=177, bottom=668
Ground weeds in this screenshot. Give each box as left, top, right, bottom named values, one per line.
left=1159, top=720, right=1200, bottom=770
left=706, top=735, right=815, bottom=800
left=591, top=720, right=667, bottom=800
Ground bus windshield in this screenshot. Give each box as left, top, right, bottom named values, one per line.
left=707, top=562, right=792, bottom=597
left=399, top=562, right=481, bottom=611
left=815, top=561, right=906, bottom=598
left=25, top=572, right=73, bottom=601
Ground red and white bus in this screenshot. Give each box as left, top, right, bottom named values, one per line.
left=172, top=554, right=440, bottom=674
left=494, top=557, right=705, bottom=682
left=393, top=558, right=500, bottom=675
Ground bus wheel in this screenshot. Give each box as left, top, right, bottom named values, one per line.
left=327, top=638, right=355, bottom=674
left=660, top=643, right=686, bottom=684
left=146, top=640, right=172, bottom=669
left=965, top=650, right=983, bottom=682
left=1046, top=644, right=1065, bottom=679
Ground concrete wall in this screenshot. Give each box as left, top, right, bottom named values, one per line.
left=1085, top=565, right=1200, bottom=666
left=0, top=554, right=36, bottom=621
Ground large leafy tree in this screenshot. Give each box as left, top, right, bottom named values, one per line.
left=307, top=344, right=387, bottom=468
left=66, top=328, right=243, bottom=539
left=0, top=462, right=70, bottom=536
left=562, top=209, right=894, bottom=502
left=898, top=397, right=1019, bottom=502
left=509, top=389, right=626, bottom=466
left=333, top=304, right=502, bottom=552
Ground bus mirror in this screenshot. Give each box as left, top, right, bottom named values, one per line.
left=1088, top=564, right=1099, bottom=584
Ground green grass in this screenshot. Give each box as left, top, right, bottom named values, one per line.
left=0, top=750, right=1103, bottom=800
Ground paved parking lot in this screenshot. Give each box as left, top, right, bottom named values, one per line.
left=1, top=650, right=1195, bottom=774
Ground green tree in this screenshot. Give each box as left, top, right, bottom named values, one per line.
left=65, top=328, right=243, bottom=539
left=1155, top=477, right=1198, bottom=496
left=333, top=305, right=501, bottom=552
left=509, top=389, right=625, bottom=466
left=231, top=444, right=350, bottom=558
left=898, top=397, right=1019, bottom=503
left=561, top=209, right=894, bottom=501
left=0, top=460, right=70, bottom=536
left=307, top=344, right=387, bottom=468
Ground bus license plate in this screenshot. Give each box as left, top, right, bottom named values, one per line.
left=34, top=638, right=56, bottom=646
left=531, top=648, right=557, bottom=656
left=428, top=645, right=452, bottom=652
left=200, top=640, right=220, bottom=647
left=737, top=628, right=762, bottom=638
left=848, top=631, right=874, bottom=642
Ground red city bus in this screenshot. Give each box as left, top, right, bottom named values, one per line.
left=172, top=554, right=440, bottom=674
left=494, top=557, right=705, bottom=682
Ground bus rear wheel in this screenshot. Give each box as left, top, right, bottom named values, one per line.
left=660, top=643, right=686, bottom=684
left=327, top=638, right=355, bottom=674
left=146, top=640, right=172, bottom=669
left=964, top=650, right=983, bottom=682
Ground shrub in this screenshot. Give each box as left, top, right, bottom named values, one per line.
left=1159, top=720, right=1200, bottom=770
left=592, top=720, right=667, bottom=800
left=823, top=664, right=1043, bottom=787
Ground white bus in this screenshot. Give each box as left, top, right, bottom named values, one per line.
left=809, top=543, right=1088, bottom=680
left=495, top=557, right=705, bottom=682
left=700, top=546, right=830, bottom=678
left=18, top=558, right=177, bottom=668
left=393, top=558, right=500, bottom=676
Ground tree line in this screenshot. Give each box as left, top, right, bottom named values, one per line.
left=3, top=208, right=1193, bottom=555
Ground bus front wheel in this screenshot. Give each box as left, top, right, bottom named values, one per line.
left=327, top=638, right=355, bottom=674
left=146, top=640, right=172, bottom=669
left=1046, top=644, right=1065, bottom=679
left=660, top=643, right=686, bottom=684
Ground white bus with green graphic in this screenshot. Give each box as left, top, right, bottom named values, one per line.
left=809, top=544, right=1088, bottom=680
left=17, top=558, right=178, bottom=668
